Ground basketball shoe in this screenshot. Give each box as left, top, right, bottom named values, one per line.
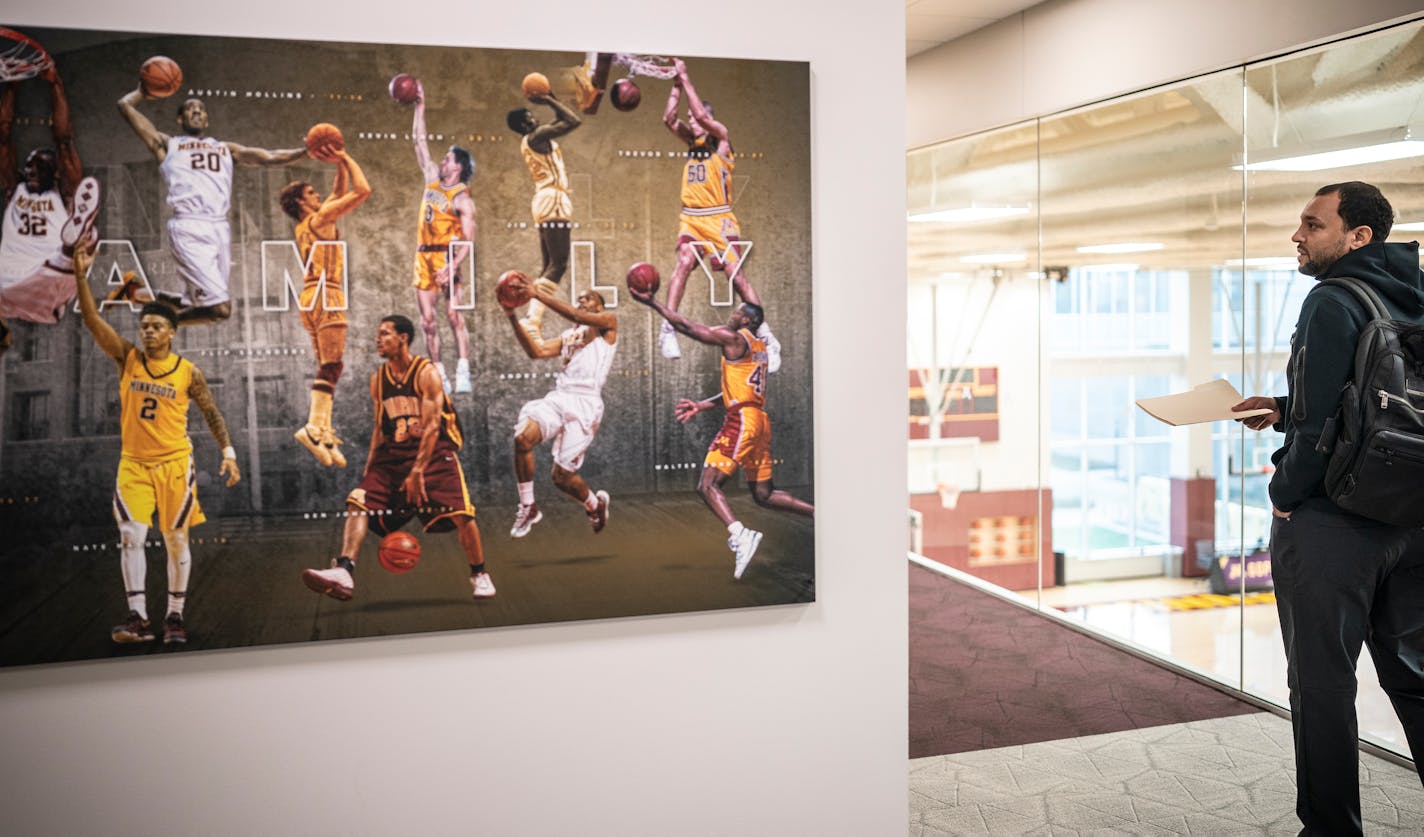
left=574, top=63, right=603, bottom=114
left=588, top=490, right=610, bottom=534
left=295, top=423, right=334, bottom=466
left=322, top=427, right=347, bottom=468
left=470, top=572, right=497, bottom=599
left=163, top=612, right=187, bottom=645
left=510, top=502, right=542, bottom=537
left=757, top=322, right=782, bottom=374
left=729, top=526, right=763, bottom=579
left=302, top=562, right=354, bottom=601
left=111, top=610, right=155, bottom=643
left=659, top=321, right=681, bottom=359
left=60, top=176, right=101, bottom=249
left=455, top=357, right=472, bottom=394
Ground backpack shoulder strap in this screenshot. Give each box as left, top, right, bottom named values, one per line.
left=1319, top=276, right=1387, bottom=321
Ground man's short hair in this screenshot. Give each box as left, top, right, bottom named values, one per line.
left=140, top=301, right=180, bottom=328
left=1318, top=181, right=1394, bottom=242
left=449, top=145, right=474, bottom=183
left=277, top=181, right=310, bottom=221
left=382, top=314, right=416, bottom=344
left=740, top=302, right=764, bottom=331
left=506, top=108, right=533, bottom=135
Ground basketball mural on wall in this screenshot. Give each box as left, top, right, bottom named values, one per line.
left=0, top=25, right=814, bottom=667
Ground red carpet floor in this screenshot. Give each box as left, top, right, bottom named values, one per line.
left=910, top=563, right=1261, bottom=758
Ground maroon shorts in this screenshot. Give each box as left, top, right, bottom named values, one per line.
left=346, top=446, right=474, bottom=534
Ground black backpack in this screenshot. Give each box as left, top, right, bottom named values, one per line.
left=1317, top=277, right=1424, bottom=526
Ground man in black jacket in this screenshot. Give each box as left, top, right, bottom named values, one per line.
left=1236, top=181, right=1424, bottom=835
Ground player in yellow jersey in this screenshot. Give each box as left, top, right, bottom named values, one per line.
left=659, top=58, right=781, bottom=373
left=411, top=80, right=475, bottom=395
left=630, top=286, right=812, bottom=579
left=277, top=145, right=372, bottom=468
left=72, top=240, right=241, bottom=646
left=506, top=90, right=581, bottom=338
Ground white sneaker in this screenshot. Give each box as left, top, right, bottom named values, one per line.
left=659, top=321, right=681, bottom=359
left=587, top=489, right=610, bottom=534
left=438, top=364, right=452, bottom=395
left=510, top=502, right=543, bottom=538
left=728, top=527, right=763, bottom=580
left=455, top=358, right=472, bottom=394
left=302, top=563, right=354, bottom=601
left=470, top=572, right=497, bottom=599
left=757, top=322, right=782, bottom=374
left=61, top=176, right=101, bottom=249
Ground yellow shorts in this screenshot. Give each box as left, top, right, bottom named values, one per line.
left=413, top=250, right=446, bottom=292
left=114, top=453, right=206, bottom=531
left=678, top=211, right=742, bottom=267
left=299, top=283, right=348, bottom=363
left=704, top=406, right=772, bottom=483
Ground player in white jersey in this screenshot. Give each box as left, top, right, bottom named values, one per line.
left=118, top=88, right=307, bottom=324
left=499, top=281, right=617, bottom=537
left=0, top=64, right=100, bottom=352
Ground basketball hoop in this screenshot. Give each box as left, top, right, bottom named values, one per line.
left=936, top=482, right=961, bottom=511
left=614, top=54, right=677, bottom=80
left=0, top=28, right=53, bottom=82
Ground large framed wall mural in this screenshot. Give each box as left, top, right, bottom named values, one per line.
left=0, top=25, right=814, bottom=666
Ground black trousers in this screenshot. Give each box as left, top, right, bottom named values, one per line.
left=1271, top=498, right=1424, bottom=835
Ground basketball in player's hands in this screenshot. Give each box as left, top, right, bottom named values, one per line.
left=304, top=123, right=344, bottom=162
left=521, top=72, right=551, bottom=99
left=496, top=270, right=531, bottom=310
left=389, top=73, right=420, bottom=105
left=378, top=531, right=421, bottom=574
left=140, top=56, right=183, bottom=98
left=610, top=79, right=641, bottom=112
left=626, top=262, right=660, bottom=296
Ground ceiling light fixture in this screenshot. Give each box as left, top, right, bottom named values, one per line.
left=908, top=206, right=1030, bottom=223
left=1224, top=257, right=1299, bottom=268
left=959, top=252, right=1026, bottom=264
left=1076, top=242, right=1164, bottom=254
left=1235, top=128, right=1424, bottom=172
left=1393, top=220, right=1424, bottom=232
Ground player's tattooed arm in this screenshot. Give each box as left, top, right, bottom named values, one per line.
left=116, top=88, right=171, bottom=160
left=72, top=242, right=134, bottom=365
left=190, top=366, right=241, bottom=486
left=401, top=363, right=444, bottom=505
left=411, top=80, right=439, bottom=182
left=227, top=141, right=307, bottom=167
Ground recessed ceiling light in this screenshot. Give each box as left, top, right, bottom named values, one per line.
left=908, top=206, right=1030, bottom=223
left=1076, top=242, right=1164, bottom=254
left=1235, top=129, right=1424, bottom=172
left=1394, top=220, right=1424, bottom=232
left=1078, top=263, right=1140, bottom=272
left=1224, top=257, right=1298, bottom=268
left=960, top=252, right=1027, bottom=264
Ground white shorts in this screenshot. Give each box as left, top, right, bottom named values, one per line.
left=168, top=215, right=231, bottom=306
left=531, top=188, right=572, bottom=224
left=517, top=388, right=604, bottom=472
left=0, top=256, right=74, bottom=323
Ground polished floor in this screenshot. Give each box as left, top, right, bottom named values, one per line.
left=909, top=713, right=1424, bottom=835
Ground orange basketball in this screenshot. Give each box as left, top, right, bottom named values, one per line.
left=139, top=55, right=183, bottom=98
left=496, top=269, right=531, bottom=310
left=378, top=531, right=421, bottom=574
left=304, top=123, right=344, bottom=162
left=626, top=262, right=660, bottom=295
left=521, top=72, right=551, bottom=99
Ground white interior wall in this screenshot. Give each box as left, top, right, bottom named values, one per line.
left=908, top=0, right=1424, bottom=148
left=0, top=4, right=908, bottom=835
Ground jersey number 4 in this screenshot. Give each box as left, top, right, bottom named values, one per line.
left=748, top=364, right=766, bottom=396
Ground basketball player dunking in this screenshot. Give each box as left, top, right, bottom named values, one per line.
left=500, top=282, right=616, bottom=538
left=72, top=240, right=242, bottom=645
left=277, top=147, right=372, bottom=469
left=630, top=284, right=812, bottom=579
left=505, top=91, right=581, bottom=339
left=659, top=58, right=781, bottom=372
left=117, top=88, right=307, bottom=324
left=0, top=64, right=101, bottom=352
left=302, top=314, right=495, bottom=601
left=411, top=80, right=476, bottom=395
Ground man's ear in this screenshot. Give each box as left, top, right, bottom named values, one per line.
left=1348, top=224, right=1375, bottom=249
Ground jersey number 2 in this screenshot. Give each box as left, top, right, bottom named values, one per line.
left=139, top=397, right=158, bottom=421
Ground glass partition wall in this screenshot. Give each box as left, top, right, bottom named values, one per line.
left=907, top=18, right=1424, bottom=759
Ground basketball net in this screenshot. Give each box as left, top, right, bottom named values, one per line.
left=0, top=28, right=52, bottom=82
left=936, top=482, right=961, bottom=511
left=613, top=54, right=677, bottom=80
